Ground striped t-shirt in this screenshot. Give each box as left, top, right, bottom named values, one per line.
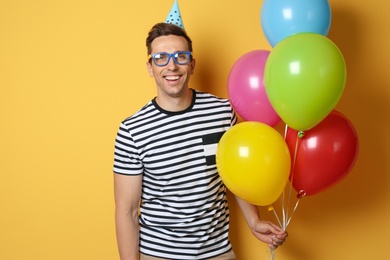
left=113, top=89, right=237, bottom=259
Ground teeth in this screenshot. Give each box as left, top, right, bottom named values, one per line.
left=165, top=75, right=180, bottom=80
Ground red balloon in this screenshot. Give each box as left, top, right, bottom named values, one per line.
left=285, top=110, right=359, bottom=196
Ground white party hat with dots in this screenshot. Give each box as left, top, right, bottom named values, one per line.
left=165, top=0, right=185, bottom=30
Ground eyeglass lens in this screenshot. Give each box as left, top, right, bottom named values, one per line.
left=153, top=52, right=191, bottom=66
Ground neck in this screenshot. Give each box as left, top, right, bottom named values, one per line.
left=155, top=88, right=193, bottom=112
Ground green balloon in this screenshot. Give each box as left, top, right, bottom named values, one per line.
left=264, top=33, right=346, bottom=131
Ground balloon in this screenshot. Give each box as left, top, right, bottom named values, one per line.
left=285, top=110, right=359, bottom=196
left=217, top=122, right=291, bottom=206
left=264, top=33, right=346, bottom=131
left=261, top=0, right=332, bottom=47
left=228, top=50, right=281, bottom=126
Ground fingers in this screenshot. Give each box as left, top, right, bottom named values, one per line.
left=268, top=234, right=287, bottom=250
left=253, top=220, right=288, bottom=249
left=262, top=221, right=284, bottom=235
left=266, top=223, right=288, bottom=241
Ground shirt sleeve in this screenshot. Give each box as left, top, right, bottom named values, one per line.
left=113, top=122, right=143, bottom=175
left=231, top=105, right=238, bottom=127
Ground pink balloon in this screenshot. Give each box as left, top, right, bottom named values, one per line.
left=228, top=50, right=280, bottom=126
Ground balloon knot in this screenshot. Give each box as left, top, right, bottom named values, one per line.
left=298, top=131, right=305, bottom=138
left=297, top=190, right=306, bottom=199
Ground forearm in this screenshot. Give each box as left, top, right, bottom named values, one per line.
left=235, top=196, right=260, bottom=229
left=235, top=195, right=287, bottom=249
left=115, top=208, right=139, bottom=260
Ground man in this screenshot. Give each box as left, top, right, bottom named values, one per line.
left=113, top=22, right=287, bottom=260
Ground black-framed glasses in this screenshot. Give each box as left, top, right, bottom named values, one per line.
left=148, top=51, right=192, bottom=67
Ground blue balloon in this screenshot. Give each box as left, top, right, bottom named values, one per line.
left=261, top=0, right=332, bottom=47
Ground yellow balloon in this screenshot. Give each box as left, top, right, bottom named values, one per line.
left=217, top=122, right=291, bottom=206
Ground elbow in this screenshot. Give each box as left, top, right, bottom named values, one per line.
left=115, top=203, right=139, bottom=221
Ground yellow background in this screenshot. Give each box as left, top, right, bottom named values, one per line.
left=1, top=0, right=389, bottom=259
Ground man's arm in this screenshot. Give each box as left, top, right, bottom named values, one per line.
left=235, top=196, right=288, bottom=250
left=114, top=173, right=142, bottom=260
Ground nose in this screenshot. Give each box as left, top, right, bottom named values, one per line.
left=166, top=56, right=179, bottom=70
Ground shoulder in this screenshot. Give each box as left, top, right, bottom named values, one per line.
left=194, top=90, right=230, bottom=104
left=121, top=101, right=156, bottom=127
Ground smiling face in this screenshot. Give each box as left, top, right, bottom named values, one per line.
left=146, top=35, right=195, bottom=101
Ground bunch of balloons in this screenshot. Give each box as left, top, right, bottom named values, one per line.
left=217, top=0, right=359, bottom=208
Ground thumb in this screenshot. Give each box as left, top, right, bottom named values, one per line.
left=264, top=221, right=284, bottom=234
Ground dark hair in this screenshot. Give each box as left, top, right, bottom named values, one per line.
left=146, top=23, right=193, bottom=56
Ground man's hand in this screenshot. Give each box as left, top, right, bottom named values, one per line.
left=250, top=220, right=288, bottom=250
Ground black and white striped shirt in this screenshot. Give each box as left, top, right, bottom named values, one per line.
left=113, top=89, right=237, bottom=259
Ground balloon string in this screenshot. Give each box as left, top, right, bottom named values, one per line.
left=286, top=131, right=300, bottom=226
left=286, top=198, right=301, bottom=227
left=267, top=126, right=302, bottom=260
left=283, top=123, right=288, bottom=139
left=272, top=207, right=282, bottom=229
left=281, top=124, right=289, bottom=229
left=281, top=196, right=286, bottom=230
left=280, top=126, right=301, bottom=231
left=269, top=206, right=281, bottom=260
left=269, top=248, right=275, bottom=260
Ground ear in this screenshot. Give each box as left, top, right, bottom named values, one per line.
left=190, top=58, right=196, bottom=75
left=146, top=62, right=154, bottom=77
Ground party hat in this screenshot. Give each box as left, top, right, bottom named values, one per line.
left=165, top=0, right=185, bottom=30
